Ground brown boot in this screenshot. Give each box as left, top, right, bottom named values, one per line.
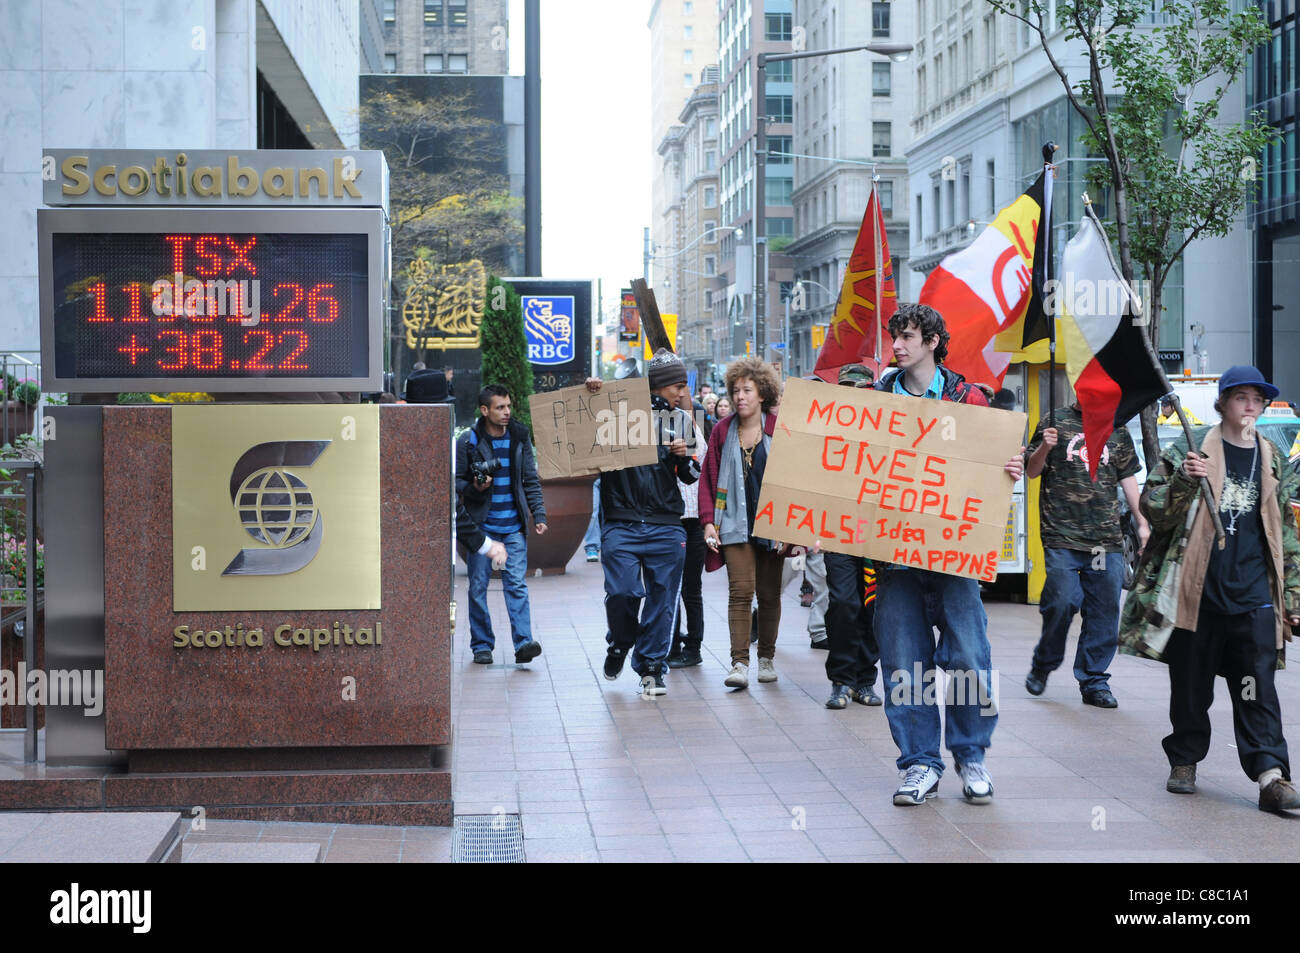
left=1259, top=777, right=1300, bottom=813
left=1166, top=764, right=1196, bottom=794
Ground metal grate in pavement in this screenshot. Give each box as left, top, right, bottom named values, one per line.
left=451, top=814, right=525, bottom=863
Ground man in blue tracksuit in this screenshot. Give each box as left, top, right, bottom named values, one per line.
left=585, top=349, right=699, bottom=696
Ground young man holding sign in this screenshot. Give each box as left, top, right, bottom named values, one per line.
left=872, top=304, right=1025, bottom=806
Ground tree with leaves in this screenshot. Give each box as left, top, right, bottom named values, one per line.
left=988, top=0, right=1275, bottom=467
left=480, top=277, right=533, bottom=430
left=361, top=87, right=523, bottom=271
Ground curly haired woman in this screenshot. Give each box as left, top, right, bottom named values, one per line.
left=697, top=357, right=801, bottom=689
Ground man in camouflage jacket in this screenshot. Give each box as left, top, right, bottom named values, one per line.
left=1024, top=403, right=1147, bottom=708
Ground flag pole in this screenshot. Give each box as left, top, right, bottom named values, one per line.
left=1081, top=194, right=1225, bottom=548
left=1043, top=143, right=1058, bottom=429
left=872, top=166, right=883, bottom=373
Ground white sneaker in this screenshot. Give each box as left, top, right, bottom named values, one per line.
left=724, top=662, right=749, bottom=689
left=957, top=762, right=994, bottom=804
left=757, top=658, right=778, bottom=682
left=893, top=764, right=941, bottom=806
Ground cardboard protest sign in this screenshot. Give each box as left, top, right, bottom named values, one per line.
left=754, top=377, right=1027, bottom=581
left=528, top=379, right=659, bottom=479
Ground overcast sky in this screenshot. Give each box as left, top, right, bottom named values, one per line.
left=509, top=0, right=652, bottom=328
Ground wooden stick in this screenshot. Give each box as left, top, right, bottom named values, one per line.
left=630, top=278, right=672, bottom=354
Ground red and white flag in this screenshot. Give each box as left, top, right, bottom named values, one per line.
left=918, top=171, right=1048, bottom=388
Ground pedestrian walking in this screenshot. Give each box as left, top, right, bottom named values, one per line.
left=871, top=304, right=1024, bottom=806
left=822, top=364, right=883, bottom=710
left=455, top=384, right=547, bottom=665
left=668, top=388, right=708, bottom=668
left=698, top=356, right=804, bottom=690
left=588, top=349, right=699, bottom=696
left=1121, top=366, right=1300, bottom=812
left=1023, top=402, right=1148, bottom=707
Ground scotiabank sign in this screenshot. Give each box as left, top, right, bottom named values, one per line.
left=42, top=148, right=387, bottom=207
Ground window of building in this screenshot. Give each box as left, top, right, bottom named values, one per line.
left=768, top=135, right=791, bottom=165
left=424, top=53, right=443, bottom=72
left=765, top=178, right=792, bottom=205
left=873, top=61, right=891, bottom=97
left=685, top=72, right=694, bottom=87
left=447, top=53, right=468, bottom=73
left=705, top=117, right=717, bottom=137
left=424, top=0, right=442, bottom=25
left=872, top=1, right=890, bottom=38
left=916, top=194, right=923, bottom=236
left=704, top=256, right=717, bottom=276
left=703, top=219, right=717, bottom=240
left=945, top=179, right=955, bottom=229
left=987, top=159, right=996, bottom=214
left=932, top=182, right=940, bottom=232
left=684, top=24, right=693, bottom=40
left=449, top=0, right=467, bottom=27
left=705, top=150, right=716, bottom=171
left=684, top=0, right=693, bottom=12
left=704, top=288, right=713, bottom=309
left=767, top=59, right=791, bottom=83
left=383, top=53, right=396, bottom=72
left=872, top=121, right=891, bottom=157
left=878, top=180, right=894, bottom=215
left=765, top=95, right=792, bottom=123
left=765, top=13, right=792, bottom=41
left=383, top=0, right=395, bottom=23
left=704, top=185, right=717, bottom=207
left=684, top=49, right=694, bottom=64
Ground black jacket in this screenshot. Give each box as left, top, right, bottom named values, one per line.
left=455, top=416, right=546, bottom=550
left=600, top=395, right=700, bottom=527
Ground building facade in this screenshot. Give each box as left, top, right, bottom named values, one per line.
left=908, top=2, right=1256, bottom=384
left=656, top=67, right=722, bottom=380
left=378, top=0, right=508, bottom=75
left=1, top=0, right=365, bottom=351
left=785, top=0, right=913, bottom=379
left=648, top=0, right=722, bottom=374
left=712, top=0, right=794, bottom=372
left=1251, top=0, right=1300, bottom=399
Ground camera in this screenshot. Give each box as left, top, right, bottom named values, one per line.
left=469, top=458, right=497, bottom=485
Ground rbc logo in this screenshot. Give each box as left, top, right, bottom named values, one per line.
left=524, top=295, right=575, bottom=365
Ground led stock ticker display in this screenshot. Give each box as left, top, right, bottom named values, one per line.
left=39, top=208, right=384, bottom=392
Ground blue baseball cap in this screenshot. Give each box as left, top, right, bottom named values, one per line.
left=1218, top=365, right=1280, bottom=400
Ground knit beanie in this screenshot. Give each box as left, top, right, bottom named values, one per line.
left=647, top=348, right=687, bottom=390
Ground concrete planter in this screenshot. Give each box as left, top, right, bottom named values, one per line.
left=526, top=474, right=597, bottom=575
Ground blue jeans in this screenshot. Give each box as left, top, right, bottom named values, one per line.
left=876, top=566, right=997, bottom=774
left=1033, top=547, right=1122, bottom=693
left=467, top=530, right=534, bottom=653
left=602, top=520, right=686, bottom=676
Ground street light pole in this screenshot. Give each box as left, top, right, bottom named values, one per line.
left=752, top=41, right=912, bottom=370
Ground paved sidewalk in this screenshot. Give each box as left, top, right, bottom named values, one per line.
left=451, top=552, right=1300, bottom=863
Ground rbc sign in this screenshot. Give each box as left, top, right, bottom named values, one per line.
left=523, top=295, right=575, bottom=365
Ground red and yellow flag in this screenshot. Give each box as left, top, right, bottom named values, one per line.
left=813, top=189, right=896, bottom=382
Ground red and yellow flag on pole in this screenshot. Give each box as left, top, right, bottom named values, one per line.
left=813, top=187, right=896, bottom=382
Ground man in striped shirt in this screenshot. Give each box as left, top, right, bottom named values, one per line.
left=455, top=384, right=548, bottom=665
